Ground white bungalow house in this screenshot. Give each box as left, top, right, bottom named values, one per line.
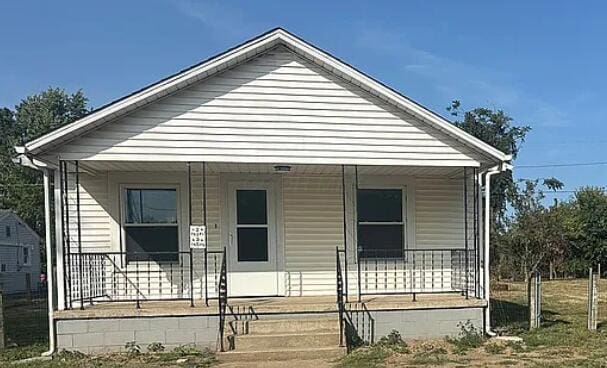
left=16, top=28, right=510, bottom=358
left=0, top=210, right=41, bottom=295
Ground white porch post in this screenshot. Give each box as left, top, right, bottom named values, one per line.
left=53, top=169, right=65, bottom=310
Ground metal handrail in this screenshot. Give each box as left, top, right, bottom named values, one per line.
left=336, top=246, right=346, bottom=347
left=217, top=247, right=228, bottom=352
left=344, top=302, right=375, bottom=349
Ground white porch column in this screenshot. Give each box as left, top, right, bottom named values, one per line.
left=53, top=169, right=65, bottom=310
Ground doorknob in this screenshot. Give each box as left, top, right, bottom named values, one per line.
left=229, top=233, right=233, bottom=247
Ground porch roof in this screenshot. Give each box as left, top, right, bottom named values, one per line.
left=69, top=161, right=471, bottom=178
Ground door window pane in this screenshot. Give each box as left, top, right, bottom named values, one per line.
left=237, top=190, right=267, bottom=225
left=237, top=227, right=268, bottom=262
left=126, top=189, right=177, bottom=224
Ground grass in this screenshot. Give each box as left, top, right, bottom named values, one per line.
left=337, top=278, right=607, bottom=367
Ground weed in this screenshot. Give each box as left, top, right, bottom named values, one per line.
left=125, top=341, right=141, bottom=356
left=146, top=342, right=165, bottom=353
left=446, top=320, right=486, bottom=353
left=410, top=343, right=450, bottom=365
left=505, top=340, right=525, bottom=353
left=336, top=331, right=409, bottom=368
left=484, top=342, right=506, bottom=354
left=376, top=330, right=410, bottom=354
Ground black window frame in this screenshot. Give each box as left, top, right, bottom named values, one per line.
left=357, top=188, right=406, bottom=259
left=122, top=187, right=180, bottom=263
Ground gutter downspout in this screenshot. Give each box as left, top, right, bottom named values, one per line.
left=41, top=169, right=56, bottom=356
left=483, top=161, right=512, bottom=336
left=13, top=147, right=57, bottom=355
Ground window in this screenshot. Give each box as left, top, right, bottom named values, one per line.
left=0, top=264, right=5, bottom=272
left=123, top=188, right=179, bottom=262
left=236, top=190, right=269, bottom=262
left=5, top=226, right=10, bottom=238
left=23, top=246, right=30, bottom=266
left=357, top=188, right=405, bottom=258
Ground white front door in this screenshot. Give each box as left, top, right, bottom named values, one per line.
left=227, top=181, right=279, bottom=296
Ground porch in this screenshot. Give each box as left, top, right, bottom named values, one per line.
left=54, top=161, right=484, bottom=311
left=54, top=293, right=486, bottom=319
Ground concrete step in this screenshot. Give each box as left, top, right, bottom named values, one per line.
left=232, top=318, right=339, bottom=335
left=233, top=332, right=340, bottom=350
left=218, top=346, right=346, bottom=362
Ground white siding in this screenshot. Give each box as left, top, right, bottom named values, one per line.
left=0, top=213, right=41, bottom=294
left=416, top=178, right=467, bottom=249
left=283, top=175, right=344, bottom=296
left=50, top=46, right=483, bottom=167
left=66, top=172, right=111, bottom=252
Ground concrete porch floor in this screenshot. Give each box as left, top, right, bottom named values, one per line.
left=54, top=293, right=486, bottom=320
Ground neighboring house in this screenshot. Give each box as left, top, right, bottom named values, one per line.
left=0, top=210, right=41, bottom=295
left=15, top=28, right=511, bottom=357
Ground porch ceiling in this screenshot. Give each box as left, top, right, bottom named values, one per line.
left=77, top=161, right=466, bottom=177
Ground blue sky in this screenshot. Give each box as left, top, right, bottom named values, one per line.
left=1, top=1, right=606, bottom=197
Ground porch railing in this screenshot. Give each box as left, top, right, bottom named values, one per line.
left=66, top=249, right=225, bottom=308
left=355, top=248, right=477, bottom=300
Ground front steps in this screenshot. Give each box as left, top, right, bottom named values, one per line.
left=219, top=316, right=346, bottom=362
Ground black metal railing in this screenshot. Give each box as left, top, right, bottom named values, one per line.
left=217, top=247, right=228, bottom=352
left=66, top=249, right=225, bottom=309
left=356, top=248, right=477, bottom=299
left=336, top=246, right=346, bottom=347
left=344, top=302, right=375, bottom=350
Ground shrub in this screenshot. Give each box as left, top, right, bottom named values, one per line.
left=376, top=330, right=409, bottom=354
left=124, top=341, right=141, bottom=356
left=147, top=342, right=165, bottom=353
left=446, top=320, right=486, bottom=353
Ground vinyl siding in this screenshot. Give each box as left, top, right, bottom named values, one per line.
left=65, top=172, right=111, bottom=252
left=49, top=46, right=483, bottom=167
left=0, top=213, right=41, bottom=294
left=415, top=177, right=474, bottom=249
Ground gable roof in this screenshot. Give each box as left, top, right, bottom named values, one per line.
left=21, top=28, right=509, bottom=163
left=0, top=210, right=41, bottom=241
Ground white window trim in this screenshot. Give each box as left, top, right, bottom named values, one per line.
left=22, top=245, right=33, bottom=266
left=352, top=174, right=417, bottom=258
left=357, top=186, right=407, bottom=257
left=119, top=184, right=182, bottom=262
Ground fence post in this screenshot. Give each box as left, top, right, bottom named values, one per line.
left=25, top=273, right=32, bottom=303
left=0, top=290, right=4, bottom=349
left=588, top=265, right=600, bottom=331
left=528, top=271, right=541, bottom=330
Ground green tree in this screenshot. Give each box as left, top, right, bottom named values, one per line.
left=502, top=178, right=568, bottom=280
left=569, top=187, right=607, bottom=269
left=448, top=100, right=530, bottom=227
left=0, top=88, right=89, bottom=235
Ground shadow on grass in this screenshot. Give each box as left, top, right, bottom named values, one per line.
left=491, top=298, right=567, bottom=331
